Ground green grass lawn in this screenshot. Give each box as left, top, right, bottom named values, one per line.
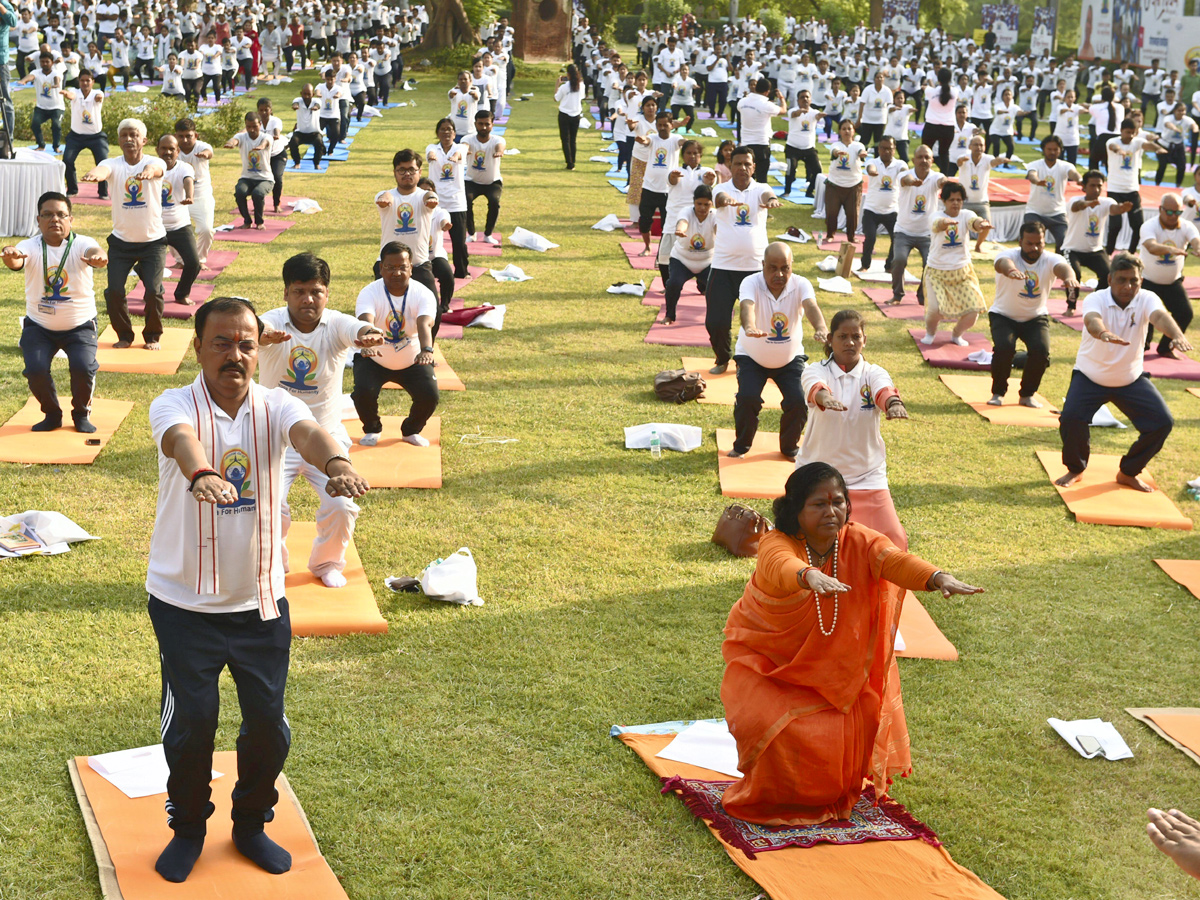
left=2, top=60, right=1200, bottom=900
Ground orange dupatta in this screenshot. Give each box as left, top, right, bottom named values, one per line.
left=720, top=523, right=938, bottom=826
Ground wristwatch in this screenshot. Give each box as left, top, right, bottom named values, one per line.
left=421, top=346, right=434, bottom=353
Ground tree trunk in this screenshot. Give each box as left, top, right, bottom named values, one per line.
left=417, top=0, right=478, bottom=52
left=870, top=0, right=882, bottom=28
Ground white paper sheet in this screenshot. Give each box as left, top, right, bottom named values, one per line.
left=1047, top=717, right=1133, bottom=760
left=88, top=744, right=222, bottom=799
left=815, top=255, right=839, bottom=272
left=624, top=423, right=703, bottom=452
left=654, top=720, right=743, bottom=778
left=894, top=629, right=906, bottom=652
left=817, top=276, right=853, bottom=294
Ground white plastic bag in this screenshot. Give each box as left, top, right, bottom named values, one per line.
left=488, top=264, right=531, bottom=282
left=816, top=275, right=853, bottom=294
left=420, top=547, right=483, bottom=606
left=592, top=213, right=623, bottom=231
left=624, top=423, right=702, bottom=452
left=508, top=226, right=559, bottom=252
left=467, top=304, right=506, bottom=329
left=815, top=255, right=839, bottom=273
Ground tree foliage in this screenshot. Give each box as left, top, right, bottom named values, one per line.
left=642, top=0, right=691, bottom=26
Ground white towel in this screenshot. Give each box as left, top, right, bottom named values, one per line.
left=817, top=276, right=853, bottom=294
left=624, top=423, right=703, bottom=452
left=592, top=214, right=623, bottom=231
left=488, top=264, right=531, bottom=282
left=508, top=227, right=558, bottom=252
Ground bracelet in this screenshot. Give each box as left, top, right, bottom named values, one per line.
left=799, top=566, right=815, bottom=587
left=421, top=346, right=434, bottom=353
left=324, top=454, right=351, bottom=476
left=929, top=570, right=944, bottom=589
left=188, top=468, right=219, bottom=492
left=887, top=396, right=904, bottom=407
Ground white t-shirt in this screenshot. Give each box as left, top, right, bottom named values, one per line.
left=884, top=103, right=913, bottom=140
left=33, top=71, right=65, bottom=112
left=738, top=92, right=783, bottom=144
left=178, top=141, right=213, bottom=197
left=235, top=131, right=274, bottom=182
left=293, top=97, right=321, bottom=133
left=448, top=87, right=479, bottom=134
left=430, top=208, right=451, bottom=261
left=859, top=84, right=892, bottom=123
left=70, top=89, right=104, bottom=135
left=180, top=50, right=203, bottom=80
left=923, top=85, right=960, bottom=126
left=733, top=272, right=815, bottom=368
left=1064, top=196, right=1118, bottom=252
left=1074, top=289, right=1165, bottom=387
left=895, top=168, right=940, bottom=235
left=664, top=165, right=714, bottom=226
left=106, top=156, right=166, bottom=243
left=643, top=133, right=685, bottom=194
left=354, top=278, right=438, bottom=370
left=711, top=181, right=775, bottom=271
left=785, top=107, right=822, bottom=149
left=162, top=65, right=185, bottom=95
left=926, top=210, right=979, bottom=270
left=1139, top=217, right=1200, bottom=285
left=259, top=306, right=365, bottom=437
left=957, top=153, right=993, bottom=204
left=425, top=142, right=468, bottom=213
left=375, top=187, right=436, bottom=265
left=1182, top=186, right=1200, bottom=227
left=554, top=81, right=586, bottom=116
left=17, top=233, right=102, bottom=330
left=159, top=160, right=195, bottom=231
left=669, top=207, right=716, bottom=273
left=1106, top=137, right=1148, bottom=193
left=1057, top=104, right=1081, bottom=146
left=463, top=133, right=505, bottom=183
left=262, top=115, right=286, bottom=157
left=827, top=140, right=865, bottom=188
left=1024, top=159, right=1073, bottom=217
left=991, top=247, right=1067, bottom=321
left=863, top=157, right=904, bottom=214
left=147, top=379, right=315, bottom=614
left=797, top=356, right=896, bottom=489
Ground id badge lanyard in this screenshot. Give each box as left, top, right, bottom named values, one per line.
left=42, top=232, right=75, bottom=306
left=383, top=283, right=410, bottom=348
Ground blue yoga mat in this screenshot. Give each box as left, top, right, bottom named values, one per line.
left=291, top=158, right=331, bottom=174
left=608, top=178, right=629, bottom=194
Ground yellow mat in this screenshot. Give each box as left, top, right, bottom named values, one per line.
left=0, top=396, right=133, bottom=464
left=896, top=592, right=959, bottom=661
left=1154, top=559, right=1200, bottom=601
left=618, top=732, right=1005, bottom=900
left=284, top=523, right=386, bottom=636
left=716, top=429, right=793, bottom=499
left=1036, top=451, right=1192, bottom=530
left=383, top=347, right=464, bottom=392
left=96, top=325, right=193, bottom=375
left=69, top=751, right=348, bottom=900
left=682, top=357, right=782, bottom=409
left=1126, top=708, right=1200, bottom=768
left=1187, top=387, right=1200, bottom=401
left=341, top=415, right=442, bottom=489
left=938, top=375, right=1059, bottom=428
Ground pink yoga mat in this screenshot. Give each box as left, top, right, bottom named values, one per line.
left=906, top=328, right=991, bottom=370
left=815, top=234, right=865, bottom=252
left=644, top=296, right=709, bottom=347
left=454, top=265, right=488, bottom=291
left=1046, top=296, right=1085, bottom=332
left=862, top=287, right=925, bottom=321
left=1143, top=349, right=1200, bottom=381
left=641, top=276, right=704, bottom=308
left=214, top=219, right=295, bottom=243
left=71, top=181, right=111, bottom=207
left=170, top=248, right=239, bottom=282
left=225, top=196, right=303, bottom=218
left=621, top=242, right=660, bottom=270
left=451, top=234, right=503, bottom=257
left=127, top=282, right=214, bottom=318
left=438, top=298, right=464, bottom=340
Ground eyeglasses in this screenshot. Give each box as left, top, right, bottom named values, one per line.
left=38, top=211, right=70, bottom=220
left=1163, top=208, right=1183, bottom=216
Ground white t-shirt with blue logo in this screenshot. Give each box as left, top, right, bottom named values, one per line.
left=375, top=187, right=437, bottom=265
left=990, top=247, right=1067, bottom=321
left=354, top=278, right=437, bottom=370
left=711, top=181, right=775, bottom=271
left=734, top=272, right=814, bottom=368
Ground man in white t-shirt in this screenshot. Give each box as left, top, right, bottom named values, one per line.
left=223, top=112, right=274, bottom=229
left=81, top=117, right=167, bottom=350
left=1105, top=119, right=1164, bottom=253
left=890, top=144, right=944, bottom=305
left=258, top=253, right=384, bottom=587
left=463, top=108, right=505, bottom=244
left=20, top=52, right=65, bottom=153
left=2, top=191, right=108, bottom=433
left=62, top=70, right=108, bottom=199
left=146, top=296, right=369, bottom=884
left=1055, top=253, right=1190, bottom=492
left=1138, top=194, right=1200, bottom=357
left=1024, top=133, right=1080, bottom=251
left=861, top=136, right=903, bottom=272
left=155, top=135, right=202, bottom=306
left=373, top=147, right=440, bottom=301
left=988, top=221, right=1076, bottom=406
left=1062, top=169, right=1133, bottom=308
left=175, top=117, right=216, bottom=269
left=729, top=242, right=827, bottom=459
left=737, top=76, right=785, bottom=182
left=351, top=243, right=439, bottom=447
left=705, top=145, right=782, bottom=373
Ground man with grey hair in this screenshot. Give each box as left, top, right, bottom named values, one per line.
left=82, top=117, right=166, bottom=350
left=1137, top=192, right=1200, bottom=357
left=1055, top=252, right=1191, bottom=492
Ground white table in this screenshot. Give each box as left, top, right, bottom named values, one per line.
left=0, top=149, right=67, bottom=238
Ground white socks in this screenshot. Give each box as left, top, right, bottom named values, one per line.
left=401, top=433, right=430, bottom=447
left=320, top=570, right=348, bottom=589
left=920, top=333, right=935, bottom=345
left=952, top=336, right=970, bottom=347
left=358, top=432, right=379, bottom=446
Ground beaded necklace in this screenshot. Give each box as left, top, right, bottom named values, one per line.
left=804, top=537, right=839, bottom=636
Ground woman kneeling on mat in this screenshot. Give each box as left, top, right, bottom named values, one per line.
left=921, top=180, right=991, bottom=346
left=720, top=462, right=983, bottom=826
left=794, top=310, right=909, bottom=549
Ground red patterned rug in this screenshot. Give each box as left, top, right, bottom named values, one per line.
left=660, top=776, right=940, bottom=859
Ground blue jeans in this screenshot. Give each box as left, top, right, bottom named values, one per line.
left=19, top=316, right=99, bottom=421
left=1059, top=370, right=1173, bottom=477
left=732, top=354, right=808, bottom=456
left=30, top=107, right=63, bottom=150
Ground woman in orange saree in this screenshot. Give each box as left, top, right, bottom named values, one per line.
left=721, top=462, right=983, bottom=826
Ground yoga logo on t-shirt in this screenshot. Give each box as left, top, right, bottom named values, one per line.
left=1019, top=269, right=1039, bottom=299
left=859, top=384, right=874, bottom=410
left=471, top=149, right=486, bottom=170
left=944, top=222, right=962, bottom=247
left=456, top=100, right=467, bottom=118
left=1044, top=175, right=1056, bottom=194
left=281, top=345, right=318, bottom=393
left=1086, top=214, right=1101, bottom=237
left=970, top=175, right=980, bottom=191
left=220, top=449, right=256, bottom=510
left=248, top=149, right=263, bottom=173
left=40, top=82, right=54, bottom=100
left=1119, top=152, right=1133, bottom=171
left=837, top=153, right=850, bottom=169
left=879, top=175, right=893, bottom=191
left=43, top=267, right=69, bottom=302
left=912, top=195, right=927, bottom=214
left=766, top=312, right=790, bottom=342
left=122, top=177, right=146, bottom=208
left=440, top=162, right=454, bottom=181
left=689, top=233, right=706, bottom=250
left=161, top=182, right=174, bottom=208
left=82, top=110, right=93, bottom=125
left=394, top=202, right=416, bottom=234
left=653, top=147, right=668, bottom=167
left=1159, top=239, right=1178, bottom=264
left=384, top=307, right=409, bottom=346
left=734, top=202, right=752, bottom=226
left=800, top=120, right=810, bottom=132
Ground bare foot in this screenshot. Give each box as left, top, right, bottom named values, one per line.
left=144, top=341, right=162, bottom=351
left=987, top=395, right=1004, bottom=406
left=1148, top=808, right=1200, bottom=880
left=113, top=339, right=133, bottom=349
left=177, top=296, right=195, bottom=306
left=638, top=247, right=653, bottom=257
left=1116, top=471, right=1154, bottom=492
left=664, top=319, right=675, bottom=325
left=1054, top=470, right=1085, bottom=487
left=254, top=223, right=266, bottom=230
left=1018, top=396, right=1042, bottom=408
left=239, top=221, right=253, bottom=229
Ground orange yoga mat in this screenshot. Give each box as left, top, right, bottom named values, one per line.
left=383, top=346, right=464, bottom=392
left=342, top=415, right=442, bottom=489
left=284, top=522, right=386, bottom=636
left=617, top=732, right=1005, bottom=900
left=96, top=325, right=193, bottom=375
left=1187, top=388, right=1200, bottom=401
left=1154, top=559, right=1200, bottom=600
left=1126, top=708, right=1200, bottom=768
left=896, top=591, right=959, bottom=661
left=69, top=751, right=348, bottom=900
left=716, top=429, right=793, bottom=499
left=938, top=374, right=1059, bottom=428
left=0, top=396, right=133, bottom=464
left=682, top=357, right=782, bottom=409
left=1036, top=451, right=1192, bottom=530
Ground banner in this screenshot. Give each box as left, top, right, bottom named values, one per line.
left=1111, top=0, right=1141, bottom=63
left=1030, top=7, right=1056, bottom=56
left=881, top=0, right=919, bottom=36
left=980, top=5, right=1019, bottom=51
left=1078, top=0, right=1112, bottom=60
left=1139, top=0, right=1182, bottom=66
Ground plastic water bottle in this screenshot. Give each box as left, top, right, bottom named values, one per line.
left=1187, top=486, right=1200, bottom=502
left=650, top=427, right=662, bottom=460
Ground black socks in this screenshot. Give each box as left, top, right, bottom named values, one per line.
left=73, top=416, right=97, bottom=434
left=155, top=834, right=204, bottom=883
left=31, top=415, right=61, bottom=432
left=233, top=830, right=292, bottom=874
